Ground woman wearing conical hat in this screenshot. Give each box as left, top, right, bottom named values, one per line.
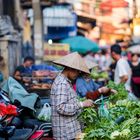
left=51, top=52, right=93, bottom=140
left=76, top=59, right=117, bottom=100
left=76, top=60, right=111, bottom=99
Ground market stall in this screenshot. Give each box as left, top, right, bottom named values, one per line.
left=23, top=64, right=59, bottom=97
left=77, top=81, right=140, bottom=140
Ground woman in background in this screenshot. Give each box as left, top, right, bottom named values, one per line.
left=130, top=53, right=140, bottom=98
left=76, top=60, right=112, bottom=99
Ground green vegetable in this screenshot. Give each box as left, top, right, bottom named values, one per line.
left=107, top=81, right=128, bottom=103
left=110, top=129, right=131, bottom=140
left=99, top=71, right=108, bottom=79
left=121, top=118, right=137, bottom=130
left=110, top=130, right=120, bottom=140
left=90, top=68, right=109, bottom=79
left=78, top=108, right=97, bottom=126
left=79, top=84, right=140, bottom=140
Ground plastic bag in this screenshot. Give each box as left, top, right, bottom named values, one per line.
left=37, top=103, right=51, bottom=122
left=98, top=96, right=110, bottom=119
left=0, top=103, right=17, bottom=117
left=128, top=92, right=139, bottom=101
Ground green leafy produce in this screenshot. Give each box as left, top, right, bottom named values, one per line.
left=90, top=68, right=109, bottom=80
left=79, top=83, right=140, bottom=140
left=78, top=108, right=98, bottom=127
left=90, top=70, right=100, bottom=79
left=107, top=81, right=128, bottom=103
left=99, top=71, right=109, bottom=79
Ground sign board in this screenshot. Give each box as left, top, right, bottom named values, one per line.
left=43, top=7, right=77, bottom=27
left=43, top=43, right=70, bottom=61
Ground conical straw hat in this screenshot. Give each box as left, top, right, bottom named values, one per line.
left=54, top=52, right=90, bottom=73
left=84, top=59, right=98, bottom=70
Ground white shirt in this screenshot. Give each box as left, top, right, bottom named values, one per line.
left=84, top=54, right=95, bottom=63
left=114, top=58, right=131, bottom=91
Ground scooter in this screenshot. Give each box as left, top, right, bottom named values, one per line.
left=0, top=91, right=52, bottom=140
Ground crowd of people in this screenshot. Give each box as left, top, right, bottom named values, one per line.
left=110, top=44, right=140, bottom=99
left=83, top=44, right=140, bottom=99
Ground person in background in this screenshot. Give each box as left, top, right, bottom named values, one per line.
left=83, top=52, right=95, bottom=63
left=13, top=56, right=34, bottom=85
left=99, top=49, right=107, bottom=71
left=109, top=61, right=117, bottom=81
left=51, top=52, right=93, bottom=140
left=76, top=60, right=113, bottom=99
left=111, top=44, right=131, bottom=92
left=130, top=53, right=140, bottom=98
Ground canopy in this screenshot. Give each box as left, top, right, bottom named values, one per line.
left=60, top=36, right=99, bottom=54
left=127, top=45, right=140, bottom=54
left=100, top=0, right=128, bottom=9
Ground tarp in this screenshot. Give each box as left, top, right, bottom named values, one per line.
left=60, top=36, right=99, bottom=54
left=32, top=64, right=58, bottom=71
left=2, top=77, right=38, bottom=111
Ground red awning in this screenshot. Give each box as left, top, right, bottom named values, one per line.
left=100, top=0, right=128, bottom=9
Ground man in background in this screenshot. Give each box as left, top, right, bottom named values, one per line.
left=14, top=56, right=34, bottom=85
left=111, top=44, right=131, bottom=92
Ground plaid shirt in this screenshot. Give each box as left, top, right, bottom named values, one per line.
left=51, top=73, right=81, bottom=140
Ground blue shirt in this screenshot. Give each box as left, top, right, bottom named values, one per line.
left=15, top=65, right=33, bottom=76
left=76, top=77, right=100, bottom=97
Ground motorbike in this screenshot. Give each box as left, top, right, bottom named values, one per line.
left=0, top=90, right=52, bottom=140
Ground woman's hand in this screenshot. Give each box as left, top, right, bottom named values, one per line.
left=98, top=87, right=110, bottom=94
left=80, top=99, right=93, bottom=107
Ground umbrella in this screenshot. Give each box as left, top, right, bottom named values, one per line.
left=127, top=45, right=140, bottom=54
left=60, top=36, right=99, bottom=54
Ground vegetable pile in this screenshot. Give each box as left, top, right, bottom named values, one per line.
left=90, top=68, right=108, bottom=80
left=79, top=81, right=140, bottom=140
left=107, top=81, right=128, bottom=102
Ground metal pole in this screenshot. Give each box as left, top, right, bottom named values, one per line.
left=32, top=0, right=43, bottom=64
